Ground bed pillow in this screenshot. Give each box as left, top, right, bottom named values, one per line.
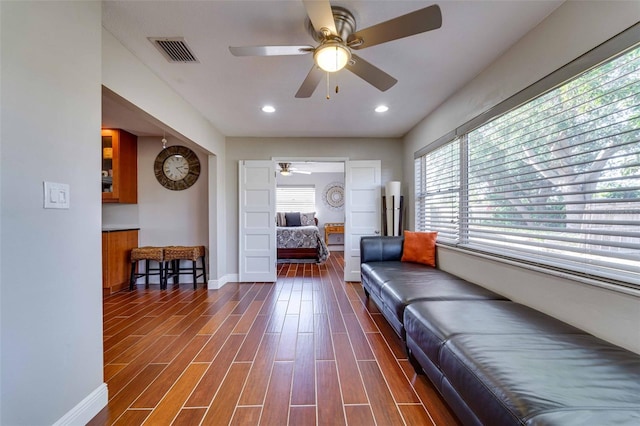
left=401, top=231, right=438, bottom=267
left=276, top=212, right=287, bottom=227
left=285, top=212, right=302, bottom=227
left=300, top=212, right=316, bottom=226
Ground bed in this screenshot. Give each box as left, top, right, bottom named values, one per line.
left=276, top=213, right=330, bottom=263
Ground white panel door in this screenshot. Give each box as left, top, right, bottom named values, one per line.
left=344, top=160, right=381, bottom=282
left=239, top=160, right=276, bottom=282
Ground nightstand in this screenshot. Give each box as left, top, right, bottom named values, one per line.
left=324, top=223, right=344, bottom=245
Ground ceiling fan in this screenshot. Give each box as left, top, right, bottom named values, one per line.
left=279, top=162, right=312, bottom=176
left=229, top=1, right=442, bottom=98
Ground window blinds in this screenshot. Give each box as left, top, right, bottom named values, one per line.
left=467, top=46, right=640, bottom=284
left=415, top=43, right=640, bottom=286
left=276, top=186, right=316, bottom=212
left=415, top=139, right=460, bottom=243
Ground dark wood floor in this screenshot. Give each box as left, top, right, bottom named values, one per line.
left=90, top=251, right=459, bottom=425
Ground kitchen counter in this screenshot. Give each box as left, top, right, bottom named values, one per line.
left=102, top=225, right=140, bottom=233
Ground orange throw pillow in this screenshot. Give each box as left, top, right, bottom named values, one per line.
left=401, top=231, right=438, bottom=267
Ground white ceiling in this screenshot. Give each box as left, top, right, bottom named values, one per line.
left=101, top=0, right=563, bottom=139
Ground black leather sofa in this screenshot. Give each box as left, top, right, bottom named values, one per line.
left=360, top=236, right=640, bottom=426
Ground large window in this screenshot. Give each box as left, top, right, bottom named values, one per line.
left=276, top=186, right=316, bottom=212
left=415, top=139, right=460, bottom=243
left=415, top=40, right=640, bottom=287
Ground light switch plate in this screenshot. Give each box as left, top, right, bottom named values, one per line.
left=43, top=182, right=70, bottom=209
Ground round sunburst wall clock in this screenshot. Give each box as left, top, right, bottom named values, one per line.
left=323, top=182, right=345, bottom=210
left=154, top=145, right=201, bottom=191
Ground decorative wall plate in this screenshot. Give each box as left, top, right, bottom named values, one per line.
left=323, top=182, right=345, bottom=210
left=154, top=145, right=201, bottom=191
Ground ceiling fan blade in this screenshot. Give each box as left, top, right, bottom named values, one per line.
left=346, top=54, right=397, bottom=92
left=303, top=0, right=337, bottom=35
left=229, top=45, right=313, bottom=57
left=295, top=65, right=324, bottom=98
left=348, top=4, right=442, bottom=50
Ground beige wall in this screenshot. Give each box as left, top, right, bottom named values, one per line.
left=226, top=137, right=403, bottom=276
left=403, top=1, right=640, bottom=353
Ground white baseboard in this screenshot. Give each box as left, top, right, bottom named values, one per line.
left=53, top=383, right=108, bottom=426
left=208, top=273, right=237, bottom=290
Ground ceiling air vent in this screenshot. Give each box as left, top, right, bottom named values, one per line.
left=149, top=37, right=199, bottom=63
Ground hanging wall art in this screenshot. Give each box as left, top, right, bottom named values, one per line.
left=323, top=182, right=345, bottom=211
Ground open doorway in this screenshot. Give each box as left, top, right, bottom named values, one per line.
left=239, top=159, right=380, bottom=282
left=275, top=160, right=345, bottom=262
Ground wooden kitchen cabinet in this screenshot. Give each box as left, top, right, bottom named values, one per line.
left=102, top=229, right=139, bottom=295
left=102, top=128, right=137, bottom=204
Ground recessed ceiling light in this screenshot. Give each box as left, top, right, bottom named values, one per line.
left=262, top=105, right=276, bottom=113
left=375, top=105, right=389, bottom=113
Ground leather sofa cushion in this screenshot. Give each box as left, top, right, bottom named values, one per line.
left=524, top=409, right=640, bottom=426
left=361, top=261, right=431, bottom=298
left=404, top=300, right=587, bottom=365
left=380, top=276, right=506, bottom=324
left=440, top=333, right=640, bottom=425
left=360, top=236, right=403, bottom=263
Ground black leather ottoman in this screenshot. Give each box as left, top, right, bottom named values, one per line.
left=404, top=300, right=640, bottom=425
left=379, top=276, right=507, bottom=338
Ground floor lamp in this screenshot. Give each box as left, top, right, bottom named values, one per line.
left=383, top=181, right=403, bottom=236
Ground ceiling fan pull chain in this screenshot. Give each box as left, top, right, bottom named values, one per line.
left=326, top=71, right=331, bottom=100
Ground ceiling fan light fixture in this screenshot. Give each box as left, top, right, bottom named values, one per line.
left=375, top=105, right=389, bottom=113
left=261, top=105, right=276, bottom=113
left=314, top=41, right=351, bottom=73
left=279, top=162, right=292, bottom=176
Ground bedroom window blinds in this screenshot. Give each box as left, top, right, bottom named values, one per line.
left=415, top=41, right=640, bottom=287
left=276, top=186, right=316, bottom=212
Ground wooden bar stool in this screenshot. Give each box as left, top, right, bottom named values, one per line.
left=129, top=246, right=164, bottom=290
left=163, top=245, right=207, bottom=289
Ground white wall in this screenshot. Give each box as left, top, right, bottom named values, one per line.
left=102, top=203, right=138, bottom=227
left=137, top=136, right=209, bottom=248
left=1, top=2, right=106, bottom=424
left=227, top=137, right=403, bottom=275
left=138, top=136, right=209, bottom=283
left=101, top=30, right=225, bottom=157
left=403, top=1, right=640, bottom=354
left=208, top=154, right=227, bottom=288
left=102, top=28, right=228, bottom=283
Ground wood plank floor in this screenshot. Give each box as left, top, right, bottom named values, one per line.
left=89, top=251, right=459, bottom=425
